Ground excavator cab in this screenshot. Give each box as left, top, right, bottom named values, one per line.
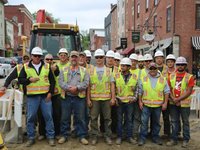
left=29, top=23, right=82, bottom=59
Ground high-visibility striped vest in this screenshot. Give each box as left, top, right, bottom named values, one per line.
left=24, top=63, right=50, bottom=95
left=115, top=72, right=137, bottom=103
left=113, top=66, right=121, bottom=73
left=55, top=62, right=70, bottom=95
left=90, top=66, right=112, bottom=101
left=16, top=64, right=23, bottom=91
left=130, top=68, right=140, bottom=78
left=169, top=72, right=193, bottom=107
left=140, top=68, right=148, bottom=80
left=60, top=66, right=86, bottom=99
left=141, top=75, right=166, bottom=107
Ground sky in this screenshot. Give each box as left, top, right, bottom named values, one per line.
left=6, top=0, right=117, bottom=32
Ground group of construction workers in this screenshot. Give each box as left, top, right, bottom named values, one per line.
left=0, top=47, right=194, bottom=148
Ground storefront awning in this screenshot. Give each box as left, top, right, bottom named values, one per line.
left=120, top=48, right=134, bottom=55
left=160, top=38, right=172, bottom=50
left=192, top=36, right=200, bottom=50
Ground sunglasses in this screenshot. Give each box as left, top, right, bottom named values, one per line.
left=115, top=59, right=120, bottom=62
left=59, top=54, right=68, bottom=57
left=45, top=58, right=53, bottom=61
left=145, top=60, right=152, bottom=62
left=95, top=56, right=104, bottom=59
left=176, top=64, right=186, bottom=66
left=23, top=57, right=29, bottom=60
left=149, top=67, right=157, bottom=70
left=33, top=55, right=41, bottom=58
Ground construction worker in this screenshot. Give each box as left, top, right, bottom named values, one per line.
left=0, top=54, right=30, bottom=92
left=129, top=53, right=138, bottom=74
left=138, top=62, right=170, bottom=146
left=58, top=51, right=89, bottom=145
left=166, top=54, right=176, bottom=77
left=138, top=55, right=145, bottom=70
left=79, top=52, right=92, bottom=131
left=84, top=50, right=92, bottom=64
left=114, top=52, right=121, bottom=67
left=18, top=47, right=56, bottom=147
left=57, top=48, right=70, bottom=70
left=154, top=50, right=170, bottom=137
left=114, top=58, right=137, bottom=145
left=37, top=53, right=61, bottom=141
left=141, top=54, right=153, bottom=78
left=87, top=49, right=115, bottom=145
left=129, top=53, right=141, bottom=140
left=166, top=56, right=195, bottom=148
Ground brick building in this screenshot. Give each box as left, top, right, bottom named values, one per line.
left=111, top=4, right=118, bottom=51
left=89, top=28, right=105, bottom=51
left=0, top=0, right=7, bottom=56
left=5, top=4, right=32, bottom=56
left=134, top=0, right=200, bottom=72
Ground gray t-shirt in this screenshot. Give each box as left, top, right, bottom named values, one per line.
left=96, top=67, right=114, bottom=82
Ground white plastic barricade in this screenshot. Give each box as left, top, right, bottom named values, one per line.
left=191, top=87, right=200, bottom=118
left=0, top=89, right=14, bottom=120
left=14, top=90, right=23, bottom=127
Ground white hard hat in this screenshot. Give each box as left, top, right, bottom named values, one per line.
left=144, top=54, right=153, bottom=61
left=58, top=48, right=68, bottom=54
left=129, top=53, right=138, bottom=60
left=120, top=58, right=132, bottom=66
left=31, top=47, right=43, bottom=55
left=138, top=55, right=145, bottom=61
left=175, top=56, right=187, bottom=65
left=106, top=50, right=115, bottom=58
left=94, top=49, right=105, bottom=57
left=166, top=54, right=176, bottom=60
left=114, top=52, right=121, bottom=60
left=84, top=50, right=92, bottom=57
left=154, top=50, right=164, bottom=57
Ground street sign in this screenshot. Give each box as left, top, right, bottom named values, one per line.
left=132, top=31, right=140, bottom=43
left=120, top=38, right=127, bottom=49
left=143, top=33, right=155, bottom=42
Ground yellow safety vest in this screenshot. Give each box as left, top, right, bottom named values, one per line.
left=170, top=73, right=193, bottom=107
left=16, top=64, right=23, bottom=91
left=55, top=62, right=70, bottom=95
left=142, top=75, right=166, bottom=107
left=24, top=63, right=50, bottom=95
left=90, top=66, right=112, bottom=101
left=139, top=68, right=148, bottom=80
left=115, top=72, right=137, bottom=103
left=60, top=66, right=86, bottom=99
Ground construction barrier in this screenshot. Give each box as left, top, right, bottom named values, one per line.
left=14, top=90, right=23, bottom=127
left=191, top=87, right=200, bottom=118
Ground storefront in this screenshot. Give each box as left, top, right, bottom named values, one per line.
left=192, top=36, right=200, bottom=79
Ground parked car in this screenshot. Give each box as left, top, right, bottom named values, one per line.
left=0, top=57, right=12, bottom=77
left=5, top=58, right=17, bottom=68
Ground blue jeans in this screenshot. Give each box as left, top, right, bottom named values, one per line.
left=140, top=106, right=161, bottom=141
left=169, top=105, right=190, bottom=142
left=60, top=96, right=87, bottom=139
left=117, top=102, right=133, bottom=138
left=26, top=95, right=55, bottom=139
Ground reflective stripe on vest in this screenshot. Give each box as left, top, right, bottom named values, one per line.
left=142, top=75, right=166, bottom=107
left=61, top=66, right=86, bottom=99
left=90, top=66, right=112, bottom=101
left=16, top=64, right=23, bottom=91
left=24, top=63, right=50, bottom=95
left=115, top=72, right=137, bottom=103
left=170, top=73, right=192, bottom=107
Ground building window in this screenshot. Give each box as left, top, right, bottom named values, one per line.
left=146, top=0, right=149, bottom=11
left=154, top=0, right=158, bottom=6
left=196, top=4, right=200, bottom=29
left=166, top=7, right=171, bottom=32
left=153, top=15, right=158, bottom=32
left=137, top=3, right=140, bottom=18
